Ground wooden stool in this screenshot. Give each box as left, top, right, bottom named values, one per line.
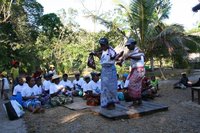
left=191, top=87, right=200, bottom=104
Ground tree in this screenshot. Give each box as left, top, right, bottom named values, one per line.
left=38, top=13, right=63, bottom=40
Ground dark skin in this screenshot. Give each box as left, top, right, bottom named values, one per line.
left=91, top=44, right=116, bottom=59
left=117, top=44, right=142, bottom=66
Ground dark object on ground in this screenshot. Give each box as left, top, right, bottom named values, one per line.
left=3, top=101, right=19, bottom=120
left=192, top=3, right=200, bottom=12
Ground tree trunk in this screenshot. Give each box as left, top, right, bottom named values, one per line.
left=150, top=56, right=154, bottom=71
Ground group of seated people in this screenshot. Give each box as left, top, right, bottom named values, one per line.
left=10, top=71, right=104, bottom=113
left=5, top=69, right=160, bottom=114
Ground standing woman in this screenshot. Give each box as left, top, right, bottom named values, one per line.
left=119, top=38, right=145, bottom=106
left=91, top=37, right=118, bottom=110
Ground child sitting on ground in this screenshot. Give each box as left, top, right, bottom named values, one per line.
left=150, top=75, right=159, bottom=93
left=174, top=72, right=192, bottom=89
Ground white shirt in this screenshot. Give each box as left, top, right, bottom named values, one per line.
left=13, top=83, right=27, bottom=95
left=49, top=83, right=64, bottom=95
left=73, top=78, right=85, bottom=91
left=34, top=85, right=42, bottom=95
left=128, top=47, right=145, bottom=68
left=59, top=80, right=73, bottom=89
left=100, top=48, right=116, bottom=65
left=43, top=80, right=51, bottom=91
left=2, top=77, right=10, bottom=90
left=49, top=69, right=56, bottom=75
left=88, top=80, right=101, bottom=95
left=82, top=82, right=91, bottom=92
left=21, top=85, right=37, bottom=97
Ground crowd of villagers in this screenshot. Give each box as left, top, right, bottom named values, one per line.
left=0, top=37, right=160, bottom=114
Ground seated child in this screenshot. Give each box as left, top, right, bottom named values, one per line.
left=150, top=75, right=159, bottom=93
left=174, top=73, right=192, bottom=89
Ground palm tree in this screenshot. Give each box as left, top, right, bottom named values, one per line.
left=88, top=0, right=199, bottom=70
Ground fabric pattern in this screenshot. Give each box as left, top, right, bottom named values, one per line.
left=128, top=67, right=145, bottom=99
left=50, top=94, right=73, bottom=107
left=100, top=64, right=118, bottom=107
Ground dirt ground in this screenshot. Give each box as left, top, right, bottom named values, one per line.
left=22, top=70, right=200, bottom=133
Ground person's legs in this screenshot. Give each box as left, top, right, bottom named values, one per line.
left=3, top=90, right=9, bottom=100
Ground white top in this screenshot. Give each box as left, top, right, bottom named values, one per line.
left=100, top=47, right=116, bottom=65
left=82, top=82, right=91, bottom=92
left=43, top=80, right=51, bottom=91
left=128, top=47, right=145, bottom=68
left=49, top=70, right=56, bottom=75
left=2, top=77, right=10, bottom=90
left=72, top=78, right=85, bottom=91
left=21, top=85, right=37, bottom=97
left=117, top=80, right=123, bottom=89
left=88, top=80, right=101, bottom=95
left=34, top=85, right=42, bottom=95
left=49, top=83, right=64, bottom=95
left=13, top=84, right=27, bottom=95
left=59, top=80, right=73, bottom=89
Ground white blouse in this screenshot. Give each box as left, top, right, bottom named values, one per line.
left=100, top=47, right=116, bottom=65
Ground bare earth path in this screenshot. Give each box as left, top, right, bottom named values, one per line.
left=1, top=70, right=200, bottom=133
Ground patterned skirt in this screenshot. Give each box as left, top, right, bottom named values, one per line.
left=101, top=64, right=118, bottom=107
left=128, top=67, right=145, bottom=99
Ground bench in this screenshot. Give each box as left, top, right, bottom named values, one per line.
left=191, top=87, right=200, bottom=104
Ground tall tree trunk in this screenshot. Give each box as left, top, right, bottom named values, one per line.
left=150, top=56, right=154, bottom=71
